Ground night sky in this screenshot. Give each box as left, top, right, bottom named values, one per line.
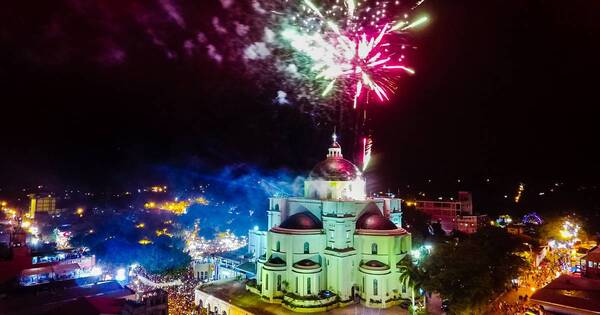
left=1, top=0, right=599, bottom=192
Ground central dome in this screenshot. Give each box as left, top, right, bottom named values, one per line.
left=309, top=157, right=363, bottom=181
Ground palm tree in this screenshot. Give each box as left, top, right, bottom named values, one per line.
left=398, top=256, right=427, bottom=314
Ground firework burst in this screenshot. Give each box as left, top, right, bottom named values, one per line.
left=280, top=0, right=428, bottom=108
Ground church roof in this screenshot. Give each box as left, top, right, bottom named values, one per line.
left=309, top=157, right=363, bottom=181
left=279, top=211, right=322, bottom=230
left=356, top=207, right=398, bottom=230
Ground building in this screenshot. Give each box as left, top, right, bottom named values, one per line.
left=248, top=228, right=267, bottom=262
left=531, top=274, right=600, bottom=314
left=200, top=133, right=413, bottom=313
left=580, top=246, right=600, bottom=279
left=0, top=280, right=136, bottom=315
left=28, top=193, right=58, bottom=217
left=192, top=254, right=252, bottom=283
left=506, top=223, right=526, bottom=236
left=0, top=223, right=97, bottom=287
left=122, top=289, right=169, bottom=315
left=415, top=192, right=485, bottom=234
left=455, top=214, right=488, bottom=234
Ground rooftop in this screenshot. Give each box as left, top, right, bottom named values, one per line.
left=531, top=274, right=600, bottom=313
left=279, top=211, right=323, bottom=230
left=0, top=280, right=134, bottom=315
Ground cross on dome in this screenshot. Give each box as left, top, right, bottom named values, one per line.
left=327, top=128, right=343, bottom=158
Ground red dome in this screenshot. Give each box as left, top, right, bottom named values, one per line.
left=356, top=209, right=397, bottom=230
left=279, top=212, right=322, bottom=230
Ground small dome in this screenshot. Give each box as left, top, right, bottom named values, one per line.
left=293, top=259, right=320, bottom=269
left=309, top=157, right=363, bottom=181
left=279, top=211, right=322, bottom=230
left=266, top=256, right=286, bottom=266
left=364, top=260, right=388, bottom=268
left=356, top=209, right=397, bottom=230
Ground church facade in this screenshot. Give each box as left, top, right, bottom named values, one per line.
left=250, top=134, right=413, bottom=311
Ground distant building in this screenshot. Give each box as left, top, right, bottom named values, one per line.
left=0, top=280, right=136, bottom=315
left=531, top=274, right=600, bottom=314
left=0, top=223, right=96, bottom=286
left=416, top=192, right=486, bottom=234
left=506, top=223, right=526, bottom=236
left=192, top=250, right=255, bottom=283
left=0, top=224, right=31, bottom=284
left=580, top=246, right=600, bottom=279
left=28, top=193, right=58, bottom=216
left=192, top=259, right=214, bottom=282
left=455, top=215, right=488, bottom=234
left=247, top=228, right=267, bottom=262
left=122, top=289, right=169, bottom=315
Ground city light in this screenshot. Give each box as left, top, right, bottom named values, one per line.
left=115, top=268, right=127, bottom=281
left=138, top=238, right=153, bottom=245
left=75, top=207, right=85, bottom=217
left=144, top=196, right=209, bottom=215
left=514, top=183, right=525, bottom=203
left=91, top=267, right=102, bottom=276
left=184, top=223, right=247, bottom=260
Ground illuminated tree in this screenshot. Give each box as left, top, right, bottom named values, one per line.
left=398, top=255, right=427, bottom=314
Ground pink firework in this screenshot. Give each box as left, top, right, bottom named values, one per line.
left=281, top=0, right=428, bottom=108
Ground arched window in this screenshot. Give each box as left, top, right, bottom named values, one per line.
left=277, top=275, right=282, bottom=291
left=274, top=204, right=279, bottom=211
left=307, top=278, right=311, bottom=295
left=304, top=242, right=310, bottom=254
left=265, top=274, right=269, bottom=290
left=362, top=277, right=365, bottom=293
left=371, top=243, right=378, bottom=255
left=373, top=279, right=378, bottom=296
left=276, top=241, right=280, bottom=252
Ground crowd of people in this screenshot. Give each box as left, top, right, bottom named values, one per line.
left=129, top=265, right=202, bottom=315
left=491, top=248, right=567, bottom=314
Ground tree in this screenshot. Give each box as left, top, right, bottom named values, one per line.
left=398, top=256, right=427, bottom=314
left=402, top=205, right=432, bottom=246
left=422, top=226, right=528, bottom=314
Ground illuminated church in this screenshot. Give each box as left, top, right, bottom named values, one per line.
left=250, top=133, right=413, bottom=311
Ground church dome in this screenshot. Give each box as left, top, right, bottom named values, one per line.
left=279, top=211, right=322, bottom=230
left=309, top=157, right=363, bottom=181
left=356, top=209, right=397, bottom=230
left=308, top=131, right=363, bottom=182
